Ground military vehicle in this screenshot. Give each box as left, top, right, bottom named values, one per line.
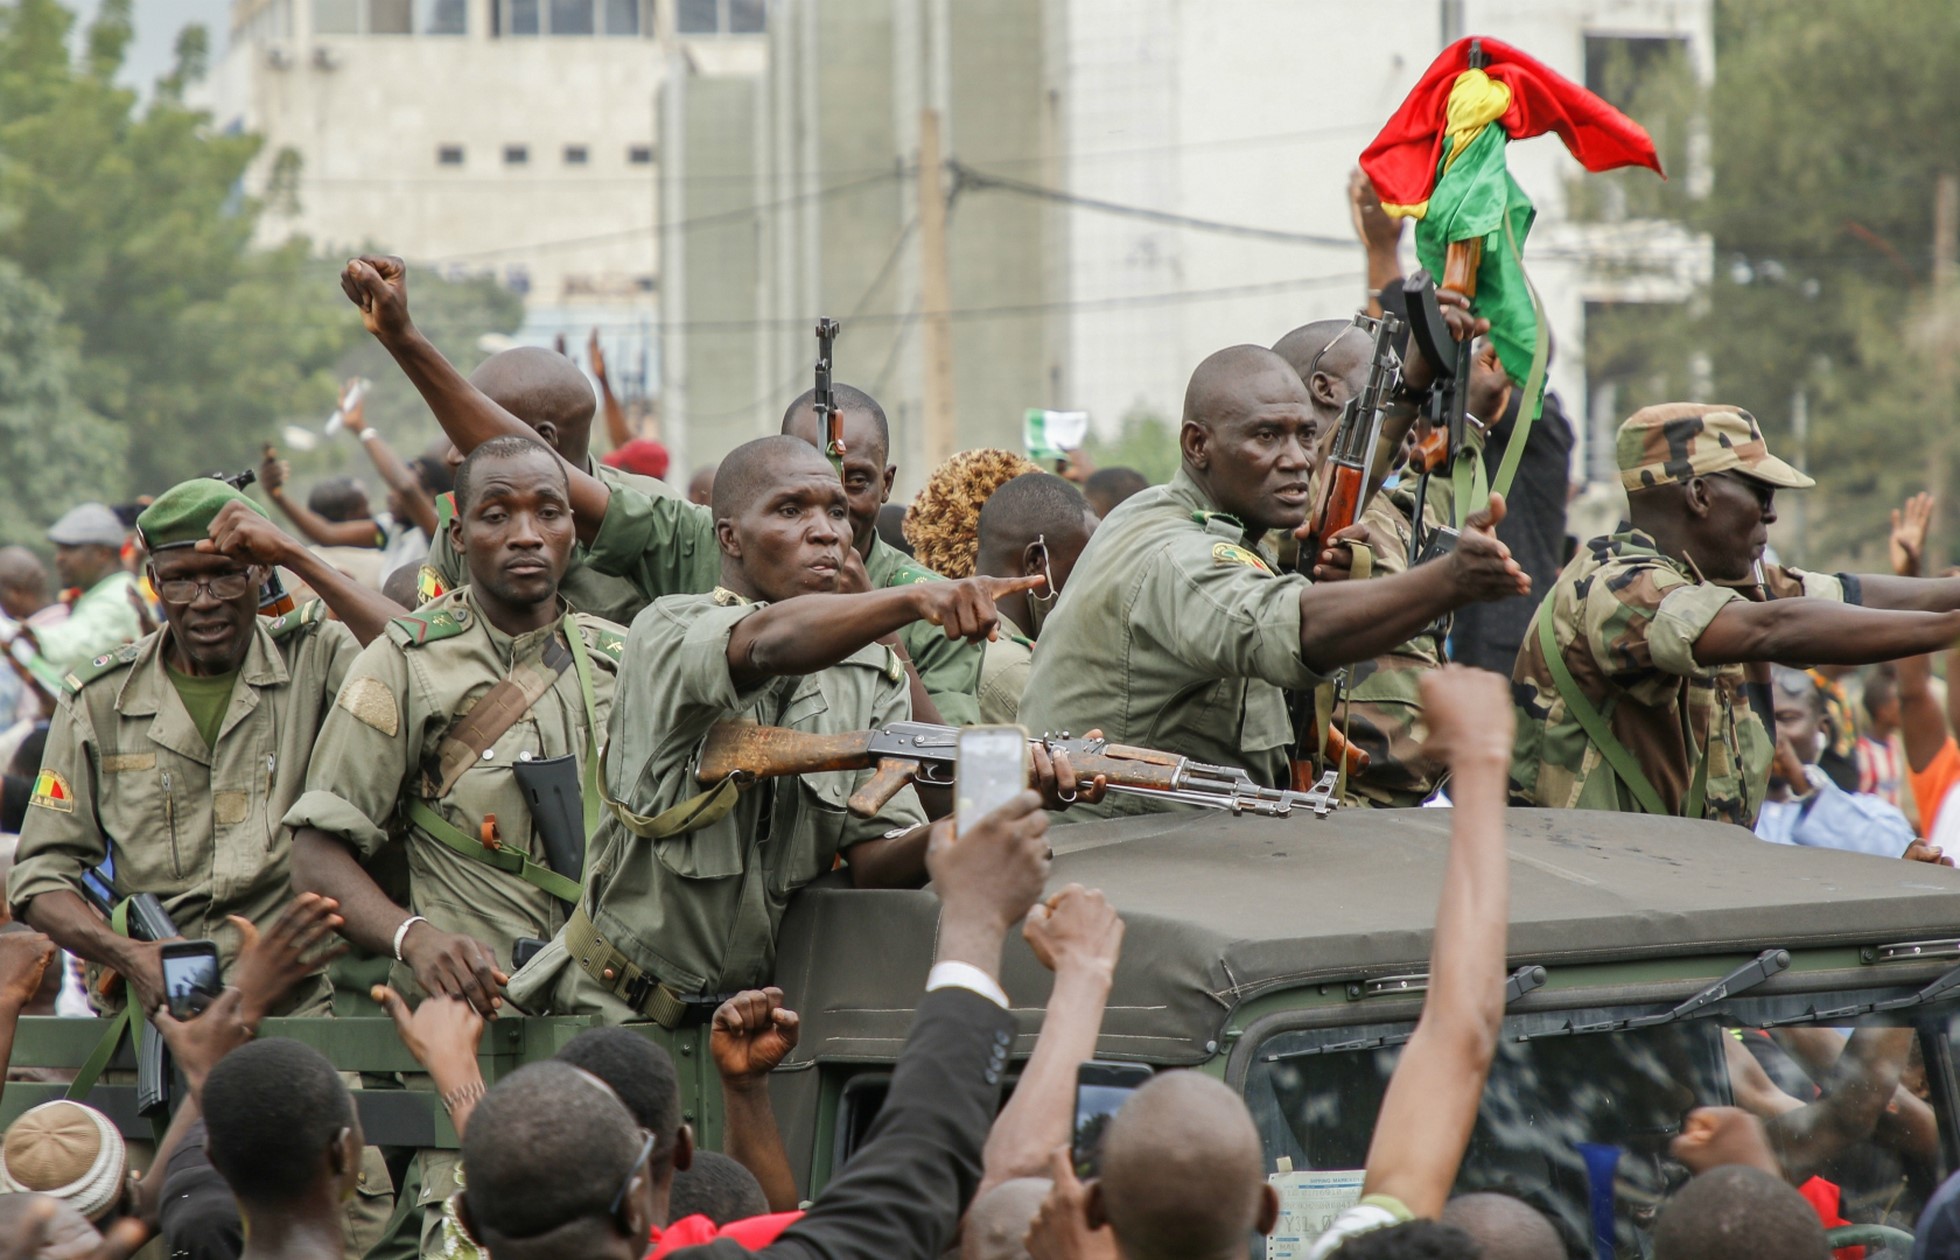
left=8, top=806, right=1957, bottom=1255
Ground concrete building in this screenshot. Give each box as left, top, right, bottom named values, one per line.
left=212, top=0, right=768, bottom=397
left=662, top=0, right=1711, bottom=493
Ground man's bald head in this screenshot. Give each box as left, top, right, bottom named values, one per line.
left=0, top=546, right=50, bottom=620
left=1182, top=345, right=1310, bottom=432
left=1441, top=1194, right=1564, bottom=1260
left=711, top=435, right=837, bottom=524
left=962, top=1178, right=1051, bottom=1260
left=1653, top=1167, right=1828, bottom=1260
left=1093, top=1073, right=1275, bottom=1260
left=1271, top=319, right=1369, bottom=420
left=468, top=347, right=598, bottom=466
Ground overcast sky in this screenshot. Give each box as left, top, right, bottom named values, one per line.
left=76, top=0, right=230, bottom=92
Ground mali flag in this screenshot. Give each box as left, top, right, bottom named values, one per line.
left=1361, top=37, right=1663, bottom=407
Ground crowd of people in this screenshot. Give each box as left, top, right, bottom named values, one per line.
left=0, top=166, right=1954, bottom=1260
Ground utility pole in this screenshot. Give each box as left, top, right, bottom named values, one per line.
left=1930, top=172, right=1959, bottom=572
left=918, top=107, right=957, bottom=468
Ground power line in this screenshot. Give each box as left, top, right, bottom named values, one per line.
left=952, top=161, right=1358, bottom=248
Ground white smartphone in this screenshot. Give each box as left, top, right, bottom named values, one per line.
left=955, top=724, right=1031, bottom=837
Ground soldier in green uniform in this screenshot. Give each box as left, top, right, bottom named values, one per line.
left=340, top=254, right=985, bottom=727
left=1512, top=403, right=1960, bottom=826
left=506, top=436, right=1042, bottom=1025
left=1271, top=320, right=1515, bottom=807
left=970, top=472, right=1099, bottom=726
left=6, top=479, right=401, bottom=1254
left=287, top=437, right=624, bottom=1258
left=1019, top=342, right=1531, bottom=823
left=415, top=345, right=675, bottom=625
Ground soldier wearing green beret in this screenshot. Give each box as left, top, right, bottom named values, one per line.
left=1512, top=402, right=1960, bottom=827
left=341, top=254, right=985, bottom=728
left=287, top=437, right=625, bottom=1259
left=7, top=477, right=403, bottom=1255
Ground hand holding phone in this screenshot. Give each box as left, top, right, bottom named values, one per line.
left=159, top=940, right=222, bottom=1020
left=956, top=725, right=1031, bottom=838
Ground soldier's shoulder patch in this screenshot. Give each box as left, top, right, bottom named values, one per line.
left=1211, top=541, right=1273, bottom=575
left=336, top=673, right=399, bottom=736
left=266, top=599, right=326, bottom=640
left=387, top=606, right=469, bottom=648
left=575, top=616, right=628, bottom=665
left=29, top=768, right=73, bottom=813
left=883, top=561, right=940, bottom=587
left=1193, top=510, right=1249, bottom=542
left=63, top=643, right=141, bottom=694
left=416, top=565, right=448, bottom=606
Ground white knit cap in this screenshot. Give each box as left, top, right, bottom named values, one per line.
left=0, top=1100, right=128, bottom=1221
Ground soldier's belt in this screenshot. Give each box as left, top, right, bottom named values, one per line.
left=406, top=800, right=583, bottom=905
left=564, top=906, right=733, bottom=1030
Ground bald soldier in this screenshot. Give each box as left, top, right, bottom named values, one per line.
left=1271, top=319, right=1512, bottom=806
left=1019, top=342, right=1529, bottom=821
left=505, top=436, right=1047, bottom=1024
left=1514, top=403, right=1960, bottom=826
left=970, top=473, right=1099, bottom=726
left=342, top=255, right=982, bottom=726
left=417, top=344, right=681, bottom=626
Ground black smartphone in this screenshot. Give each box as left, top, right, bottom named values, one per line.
left=1072, top=1060, right=1153, bottom=1179
left=512, top=937, right=548, bottom=972
left=159, top=939, right=222, bottom=1020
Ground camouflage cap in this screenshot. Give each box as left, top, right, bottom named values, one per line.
left=136, top=478, right=269, bottom=552
left=1617, top=403, right=1814, bottom=493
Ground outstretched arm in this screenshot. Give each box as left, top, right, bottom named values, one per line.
left=1694, top=597, right=1960, bottom=668
left=259, top=447, right=382, bottom=549
left=590, top=330, right=633, bottom=452
left=341, top=255, right=613, bottom=542
left=712, top=988, right=803, bottom=1212
left=1297, top=494, right=1529, bottom=674
left=1360, top=667, right=1512, bottom=1218
left=338, top=384, right=440, bottom=537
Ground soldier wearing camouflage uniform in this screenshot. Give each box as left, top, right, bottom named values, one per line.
left=288, top=438, right=623, bottom=1260
left=1513, top=403, right=1960, bottom=826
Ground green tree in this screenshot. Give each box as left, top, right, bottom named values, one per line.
left=0, top=261, right=126, bottom=542
left=1579, top=0, right=1960, bottom=567
left=1085, top=405, right=1180, bottom=486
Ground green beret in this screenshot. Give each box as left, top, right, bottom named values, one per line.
left=136, top=479, right=269, bottom=552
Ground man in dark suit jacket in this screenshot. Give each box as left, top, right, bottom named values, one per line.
left=456, top=790, right=1054, bottom=1260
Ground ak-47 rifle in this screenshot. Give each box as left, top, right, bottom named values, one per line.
left=696, top=720, right=1346, bottom=819
left=813, top=318, right=846, bottom=470
left=78, top=858, right=179, bottom=1117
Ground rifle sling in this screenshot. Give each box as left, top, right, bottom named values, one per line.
left=1535, top=603, right=1707, bottom=819
left=406, top=798, right=583, bottom=904
left=68, top=898, right=135, bottom=1103
left=602, top=773, right=746, bottom=840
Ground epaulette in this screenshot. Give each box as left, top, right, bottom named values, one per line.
left=387, top=604, right=472, bottom=648
left=575, top=616, right=627, bottom=665
left=1191, top=509, right=1248, bottom=542
left=265, top=599, right=327, bottom=640
left=881, top=558, right=940, bottom=588
left=62, top=643, right=143, bottom=694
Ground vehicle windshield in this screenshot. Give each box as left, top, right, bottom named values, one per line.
left=1245, top=991, right=1956, bottom=1257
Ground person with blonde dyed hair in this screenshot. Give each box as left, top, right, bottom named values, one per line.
left=905, top=449, right=1042, bottom=579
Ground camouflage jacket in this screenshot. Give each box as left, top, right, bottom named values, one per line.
left=1510, top=529, right=1847, bottom=826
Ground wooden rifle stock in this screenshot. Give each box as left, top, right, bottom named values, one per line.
left=696, top=724, right=923, bottom=816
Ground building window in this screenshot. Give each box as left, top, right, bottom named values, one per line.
left=437, top=144, right=465, bottom=166
left=563, top=144, right=589, bottom=165
left=419, top=0, right=467, bottom=33
left=549, top=0, right=594, bottom=34
left=368, top=0, right=412, bottom=33
left=504, top=144, right=530, bottom=165
left=603, top=0, right=641, bottom=35
left=676, top=0, right=764, bottom=35
left=502, top=0, right=541, bottom=35
left=313, top=0, right=359, bottom=33
left=627, top=144, right=653, bottom=165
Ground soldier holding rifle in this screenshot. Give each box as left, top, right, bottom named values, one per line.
left=504, top=436, right=1093, bottom=1026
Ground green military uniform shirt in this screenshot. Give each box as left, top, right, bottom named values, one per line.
left=7, top=603, right=358, bottom=1013
left=283, top=589, right=623, bottom=997
left=865, top=535, right=983, bottom=727
left=978, top=610, right=1035, bottom=726
left=1510, top=529, right=1847, bottom=826
left=1018, top=468, right=1324, bottom=822
left=422, top=461, right=679, bottom=626
left=513, top=593, right=926, bottom=1007
left=1341, top=480, right=1451, bottom=808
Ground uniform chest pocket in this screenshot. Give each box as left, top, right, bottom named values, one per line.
left=768, top=773, right=849, bottom=894
left=1239, top=682, right=1294, bottom=756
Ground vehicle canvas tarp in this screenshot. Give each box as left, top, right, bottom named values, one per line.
left=770, top=806, right=1960, bottom=1065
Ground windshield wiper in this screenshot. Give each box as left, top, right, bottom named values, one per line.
left=1547, top=949, right=1791, bottom=1038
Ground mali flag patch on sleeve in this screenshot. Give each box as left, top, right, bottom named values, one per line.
left=30, top=769, right=73, bottom=813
